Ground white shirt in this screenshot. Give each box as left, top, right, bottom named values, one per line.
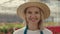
left=13, top=27, right=53, bottom=34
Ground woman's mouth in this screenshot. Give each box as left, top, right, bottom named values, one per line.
left=29, top=18, right=38, bottom=22
left=31, top=19, right=36, bottom=22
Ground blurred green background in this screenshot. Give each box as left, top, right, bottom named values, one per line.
left=0, top=0, right=60, bottom=34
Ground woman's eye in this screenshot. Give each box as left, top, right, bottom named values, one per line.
left=28, top=11, right=32, bottom=14
left=35, top=12, right=39, bottom=14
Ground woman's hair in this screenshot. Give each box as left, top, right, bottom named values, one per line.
left=23, top=6, right=44, bottom=30
left=38, top=11, right=44, bottom=30
left=24, top=6, right=44, bottom=14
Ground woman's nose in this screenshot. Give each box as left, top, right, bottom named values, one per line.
left=30, top=15, right=36, bottom=18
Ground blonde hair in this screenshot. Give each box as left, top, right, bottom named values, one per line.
left=39, top=11, right=44, bottom=30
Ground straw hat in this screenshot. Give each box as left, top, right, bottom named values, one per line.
left=17, top=2, right=50, bottom=20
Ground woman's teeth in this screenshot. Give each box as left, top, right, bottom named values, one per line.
left=29, top=18, right=38, bottom=21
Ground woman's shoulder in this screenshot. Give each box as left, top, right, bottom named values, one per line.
left=43, top=28, right=53, bottom=34
left=13, top=27, right=25, bottom=34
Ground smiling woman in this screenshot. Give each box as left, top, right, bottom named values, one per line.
left=12, top=0, right=53, bottom=34
left=13, top=1, right=53, bottom=34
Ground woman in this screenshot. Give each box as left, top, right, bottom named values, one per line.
left=13, top=2, right=52, bottom=34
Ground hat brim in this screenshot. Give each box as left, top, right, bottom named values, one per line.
left=17, top=2, right=50, bottom=20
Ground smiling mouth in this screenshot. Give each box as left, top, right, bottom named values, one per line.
left=31, top=20, right=36, bottom=22
left=29, top=18, right=38, bottom=22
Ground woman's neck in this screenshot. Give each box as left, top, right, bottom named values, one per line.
left=27, top=22, right=40, bottom=31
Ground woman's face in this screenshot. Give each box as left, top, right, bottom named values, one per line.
left=25, top=7, right=41, bottom=23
